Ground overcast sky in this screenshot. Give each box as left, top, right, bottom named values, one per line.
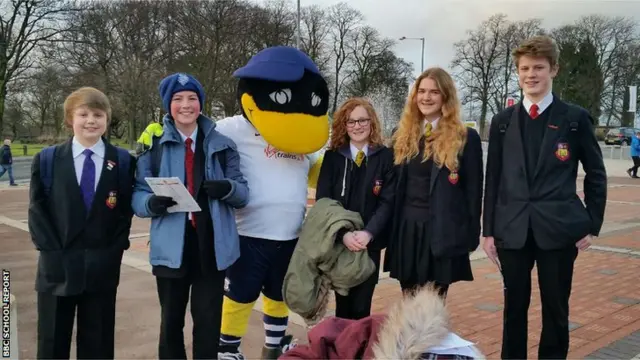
left=270, top=0, right=640, bottom=77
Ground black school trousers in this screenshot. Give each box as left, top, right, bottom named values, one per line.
left=497, top=229, right=578, bottom=359
left=155, top=223, right=226, bottom=359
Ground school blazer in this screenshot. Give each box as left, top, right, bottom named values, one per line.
left=482, top=97, right=607, bottom=250
left=28, top=138, right=136, bottom=296
left=388, top=128, right=484, bottom=258
left=315, top=145, right=396, bottom=250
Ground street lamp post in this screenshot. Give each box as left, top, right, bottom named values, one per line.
left=399, top=36, right=425, bottom=72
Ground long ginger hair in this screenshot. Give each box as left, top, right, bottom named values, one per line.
left=392, top=68, right=467, bottom=171
left=329, top=97, right=384, bottom=150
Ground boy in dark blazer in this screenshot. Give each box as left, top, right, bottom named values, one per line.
left=482, top=35, right=607, bottom=359
left=28, top=87, right=135, bottom=359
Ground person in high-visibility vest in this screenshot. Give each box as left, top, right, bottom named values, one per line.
left=136, top=121, right=163, bottom=155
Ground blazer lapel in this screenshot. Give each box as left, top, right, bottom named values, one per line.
left=56, top=140, right=86, bottom=245
left=89, top=143, right=116, bottom=219
left=506, top=103, right=529, bottom=181
left=429, top=159, right=441, bottom=194
left=533, top=98, right=569, bottom=180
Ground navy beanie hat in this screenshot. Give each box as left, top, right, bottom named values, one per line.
left=158, top=73, right=205, bottom=113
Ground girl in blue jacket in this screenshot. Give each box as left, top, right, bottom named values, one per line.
left=131, top=73, right=249, bottom=359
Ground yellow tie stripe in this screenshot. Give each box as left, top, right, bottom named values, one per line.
left=355, top=150, right=365, bottom=167
left=425, top=122, right=433, bottom=137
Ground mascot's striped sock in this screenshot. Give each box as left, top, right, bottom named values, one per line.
left=263, top=296, right=289, bottom=349
left=220, top=296, right=256, bottom=351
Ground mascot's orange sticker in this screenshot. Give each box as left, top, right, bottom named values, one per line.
left=555, top=142, right=570, bottom=161
left=373, top=180, right=382, bottom=196
left=106, top=191, right=117, bottom=209
left=448, top=171, right=459, bottom=185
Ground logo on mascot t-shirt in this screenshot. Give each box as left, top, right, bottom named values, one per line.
left=264, top=144, right=304, bottom=161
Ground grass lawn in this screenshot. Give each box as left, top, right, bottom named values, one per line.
left=9, top=139, right=134, bottom=157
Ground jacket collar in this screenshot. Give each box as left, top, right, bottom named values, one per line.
left=160, top=114, right=215, bottom=145
left=337, top=142, right=384, bottom=159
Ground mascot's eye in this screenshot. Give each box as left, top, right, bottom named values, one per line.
left=311, top=92, right=322, bottom=107
left=269, top=89, right=292, bottom=105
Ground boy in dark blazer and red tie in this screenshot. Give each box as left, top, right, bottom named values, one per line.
left=28, top=87, right=136, bottom=359
left=482, top=35, right=607, bottom=359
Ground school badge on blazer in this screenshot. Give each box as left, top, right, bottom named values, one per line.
left=373, top=179, right=383, bottom=196
left=555, top=142, right=570, bottom=161
left=448, top=170, right=459, bottom=185
left=106, top=191, right=117, bottom=209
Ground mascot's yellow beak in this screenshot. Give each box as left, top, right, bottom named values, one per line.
left=241, top=93, right=329, bottom=154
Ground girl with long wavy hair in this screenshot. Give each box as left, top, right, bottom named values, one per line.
left=383, top=67, right=484, bottom=298
left=315, top=97, right=396, bottom=319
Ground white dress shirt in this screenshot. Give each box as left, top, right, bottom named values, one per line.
left=72, top=137, right=105, bottom=190
left=523, top=91, right=553, bottom=116
left=177, top=127, right=198, bottom=220
left=177, top=127, right=198, bottom=152
left=422, top=117, right=440, bottom=133
left=350, top=142, right=368, bottom=161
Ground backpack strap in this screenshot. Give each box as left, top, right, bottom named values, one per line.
left=39, top=146, right=57, bottom=197
left=569, top=121, right=579, bottom=133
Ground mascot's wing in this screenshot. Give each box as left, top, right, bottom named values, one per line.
left=306, top=149, right=324, bottom=189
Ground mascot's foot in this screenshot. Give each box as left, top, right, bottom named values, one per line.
left=218, top=348, right=245, bottom=360
left=261, top=335, right=297, bottom=360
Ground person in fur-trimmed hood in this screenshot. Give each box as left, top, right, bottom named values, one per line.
left=279, top=285, right=484, bottom=360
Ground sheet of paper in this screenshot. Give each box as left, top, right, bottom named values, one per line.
left=145, top=177, right=201, bottom=213
left=427, top=332, right=483, bottom=358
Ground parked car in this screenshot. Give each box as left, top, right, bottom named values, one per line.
left=604, top=127, right=640, bottom=146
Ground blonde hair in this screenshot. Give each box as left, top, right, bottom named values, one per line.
left=63, top=87, right=112, bottom=128
left=512, top=35, right=560, bottom=68
left=392, top=67, right=467, bottom=171
left=329, top=97, right=384, bottom=150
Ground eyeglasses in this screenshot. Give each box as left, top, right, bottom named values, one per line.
left=346, top=118, right=370, bottom=127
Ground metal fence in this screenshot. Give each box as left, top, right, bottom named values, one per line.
left=600, top=145, right=633, bottom=160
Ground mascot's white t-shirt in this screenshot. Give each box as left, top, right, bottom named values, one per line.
left=215, top=115, right=319, bottom=241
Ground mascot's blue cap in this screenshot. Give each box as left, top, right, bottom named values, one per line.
left=233, top=46, right=321, bottom=82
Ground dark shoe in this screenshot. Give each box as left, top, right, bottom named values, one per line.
left=260, top=346, right=282, bottom=360
left=628, top=169, right=634, bottom=178
left=261, top=336, right=297, bottom=360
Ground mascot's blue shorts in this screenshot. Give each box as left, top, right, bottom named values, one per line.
left=225, top=236, right=298, bottom=303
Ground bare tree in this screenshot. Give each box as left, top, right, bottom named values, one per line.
left=344, top=26, right=395, bottom=97
left=489, top=18, right=544, bottom=114
left=327, top=2, right=363, bottom=115
left=0, top=0, right=81, bottom=133
left=451, top=14, right=507, bottom=135
left=573, top=15, right=638, bottom=125
left=25, top=65, right=64, bottom=134
left=300, top=5, right=331, bottom=73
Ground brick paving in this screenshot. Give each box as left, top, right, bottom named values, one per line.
left=2, top=176, right=640, bottom=359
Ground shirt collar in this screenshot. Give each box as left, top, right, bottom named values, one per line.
left=523, top=91, right=553, bottom=115
left=350, top=142, right=368, bottom=160
left=72, top=137, right=105, bottom=158
left=422, top=117, right=440, bottom=132
left=177, top=126, right=198, bottom=143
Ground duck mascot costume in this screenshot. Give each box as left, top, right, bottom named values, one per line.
left=214, top=46, right=329, bottom=360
